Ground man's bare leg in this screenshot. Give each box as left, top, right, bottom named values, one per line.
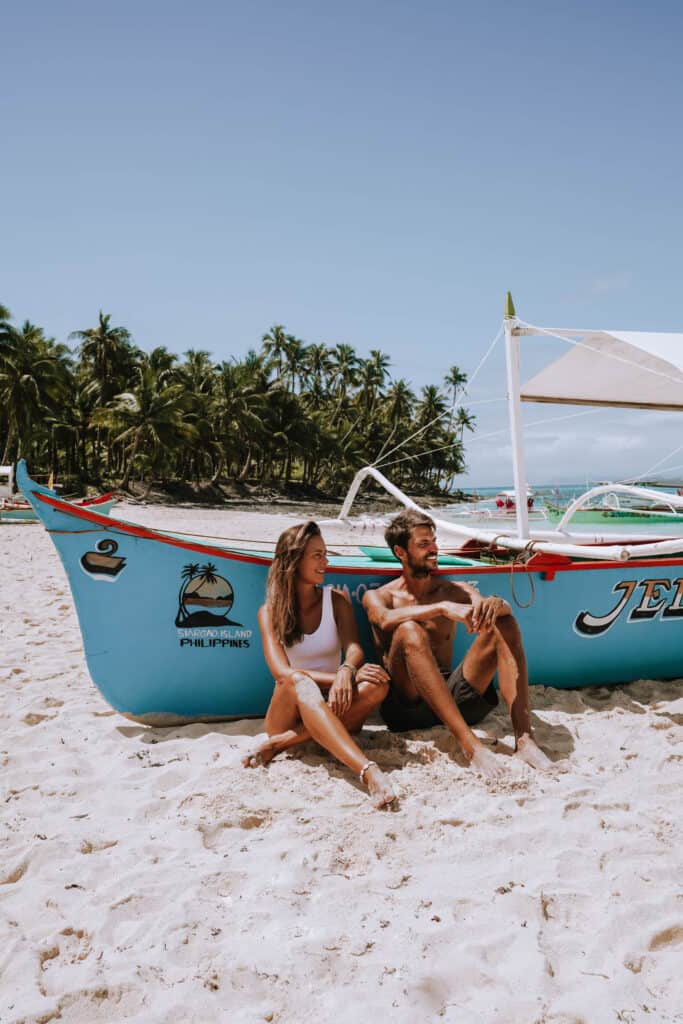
left=464, top=617, right=552, bottom=771
left=387, top=622, right=504, bottom=779
left=242, top=676, right=394, bottom=807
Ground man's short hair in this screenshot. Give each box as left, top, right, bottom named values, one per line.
left=385, top=509, right=436, bottom=554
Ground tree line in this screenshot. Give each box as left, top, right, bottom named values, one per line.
left=0, top=304, right=475, bottom=496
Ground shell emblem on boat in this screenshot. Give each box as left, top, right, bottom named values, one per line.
left=175, top=562, right=243, bottom=627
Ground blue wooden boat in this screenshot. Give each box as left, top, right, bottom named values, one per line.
left=16, top=297, right=683, bottom=719
left=16, top=457, right=683, bottom=720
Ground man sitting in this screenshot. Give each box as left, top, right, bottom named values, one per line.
left=362, top=509, right=552, bottom=777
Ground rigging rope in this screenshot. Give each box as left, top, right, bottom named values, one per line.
left=371, top=326, right=503, bottom=470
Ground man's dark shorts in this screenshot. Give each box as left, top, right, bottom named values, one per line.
left=380, top=662, right=499, bottom=732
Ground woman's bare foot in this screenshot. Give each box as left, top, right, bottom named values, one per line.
left=242, top=735, right=281, bottom=769
left=363, top=764, right=397, bottom=809
left=469, top=743, right=506, bottom=780
left=515, top=733, right=554, bottom=771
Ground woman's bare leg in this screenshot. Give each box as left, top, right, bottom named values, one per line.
left=243, top=679, right=387, bottom=764
left=243, top=675, right=395, bottom=807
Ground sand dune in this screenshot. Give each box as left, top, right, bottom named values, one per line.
left=1, top=507, right=681, bottom=1023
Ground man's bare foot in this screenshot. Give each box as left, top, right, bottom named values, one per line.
left=468, top=743, right=506, bottom=780
left=363, top=764, right=397, bottom=809
left=515, top=734, right=554, bottom=772
left=242, top=735, right=281, bottom=769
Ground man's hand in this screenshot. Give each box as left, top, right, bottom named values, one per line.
left=440, top=601, right=477, bottom=631
left=355, top=663, right=389, bottom=686
left=471, top=596, right=506, bottom=631
left=328, top=667, right=354, bottom=716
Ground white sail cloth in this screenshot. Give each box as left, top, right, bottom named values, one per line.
left=518, top=328, right=683, bottom=411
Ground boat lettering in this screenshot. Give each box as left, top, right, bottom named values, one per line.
left=334, top=583, right=376, bottom=604
left=574, top=577, right=683, bottom=636
left=179, top=637, right=251, bottom=648
left=177, top=626, right=253, bottom=648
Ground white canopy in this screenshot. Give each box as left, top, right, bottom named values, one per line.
left=517, top=327, right=683, bottom=411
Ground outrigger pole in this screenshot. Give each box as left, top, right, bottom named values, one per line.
left=503, top=292, right=530, bottom=540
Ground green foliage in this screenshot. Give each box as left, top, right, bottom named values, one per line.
left=0, top=304, right=473, bottom=494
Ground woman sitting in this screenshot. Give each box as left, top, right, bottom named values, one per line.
left=243, top=520, right=396, bottom=808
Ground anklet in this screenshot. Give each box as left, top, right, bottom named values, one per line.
left=359, top=760, right=377, bottom=785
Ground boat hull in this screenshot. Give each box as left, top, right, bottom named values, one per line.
left=16, top=462, right=683, bottom=718
left=544, top=504, right=683, bottom=526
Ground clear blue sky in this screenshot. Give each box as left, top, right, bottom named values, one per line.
left=3, top=0, right=683, bottom=486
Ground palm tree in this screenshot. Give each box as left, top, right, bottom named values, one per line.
left=70, top=312, right=135, bottom=403
left=329, top=344, right=359, bottom=412
left=304, top=342, right=332, bottom=391
left=356, top=351, right=390, bottom=423
left=455, top=406, right=476, bottom=441
left=283, top=335, right=306, bottom=393
left=144, top=346, right=178, bottom=384
left=210, top=360, right=267, bottom=483
left=262, top=325, right=288, bottom=381
left=0, top=322, right=66, bottom=464
left=93, top=365, right=197, bottom=489
left=444, top=365, right=468, bottom=432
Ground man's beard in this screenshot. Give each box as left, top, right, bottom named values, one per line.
left=406, top=554, right=433, bottom=578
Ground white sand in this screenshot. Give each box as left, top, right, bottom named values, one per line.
left=2, top=505, right=682, bottom=1024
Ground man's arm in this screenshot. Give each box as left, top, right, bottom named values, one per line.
left=453, top=582, right=512, bottom=631
left=362, top=586, right=473, bottom=634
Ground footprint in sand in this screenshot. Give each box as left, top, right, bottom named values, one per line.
left=22, top=712, right=57, bottom=726
left=648, top=924, right=683, bottom=950
left=0, top=860, right=28, bottom=885
left=38, top=928, right=93, bottom=996
left=198, top=811, right=271, bottom=850
left=80, top=839, right=118, bottom=854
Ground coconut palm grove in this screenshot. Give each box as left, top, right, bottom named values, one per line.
left=0, top=304, right=475, bottom=498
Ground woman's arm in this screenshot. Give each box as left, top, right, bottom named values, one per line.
left=328, top=590, right=388, bottom=714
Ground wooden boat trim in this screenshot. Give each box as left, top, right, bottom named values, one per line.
left=30, top=488, right=683, bottom=576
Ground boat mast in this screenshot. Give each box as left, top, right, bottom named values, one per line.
left=503, top=292, right=530, bottom=539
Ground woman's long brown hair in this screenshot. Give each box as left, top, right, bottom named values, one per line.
left=266, top=520, right=322, bottom=647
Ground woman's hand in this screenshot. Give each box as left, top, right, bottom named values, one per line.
left=328, top=666, right=354, bottom=716
left=355, top=663, right=389, bottom=686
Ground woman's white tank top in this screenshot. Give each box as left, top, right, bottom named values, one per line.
left=285, top=586, right=341, bottom=675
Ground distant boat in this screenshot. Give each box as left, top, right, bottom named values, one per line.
left=495, top=488, right=534, bottom=511
left=544, top=500, right=683, bottom=527
left=0, top=464, right=117, bottom=523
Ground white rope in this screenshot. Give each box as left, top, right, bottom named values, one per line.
left=371, top=326, right=503, bottom=470
left=517, top=318, right=683, bottom=390
left=377, top=404, right=601, bottom=471
left=377, top=440, right=466, bottom=470
left=615, top=443, right=683, bottom=485
left=464, top=406, right=602, bottom=447
left=465, top=325, right=505, bottom=390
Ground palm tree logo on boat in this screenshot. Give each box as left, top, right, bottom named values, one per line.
left=175, top=563, right=242, bottom=627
